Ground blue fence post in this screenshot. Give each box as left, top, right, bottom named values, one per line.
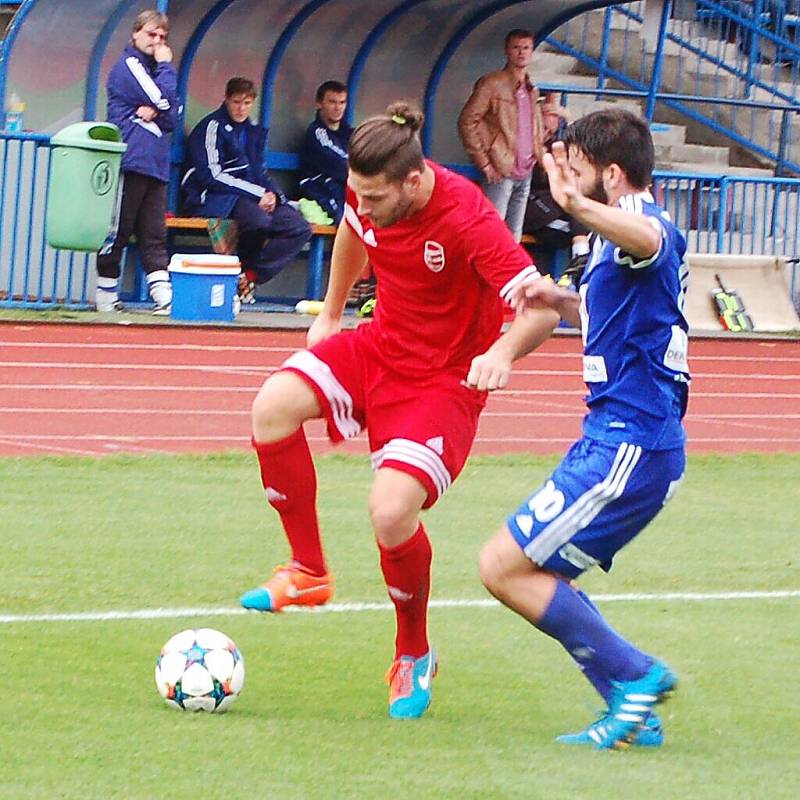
left=745, top=0, right=763, bottom=97
left=775, top=107, right=791, bottom=177
left=598, top=6, right=613, bottom=92
left=645, top=0, right=672, bottom=121
left=717, top=176, right=729, bottom=253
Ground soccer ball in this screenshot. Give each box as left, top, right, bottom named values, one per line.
left=154, top=628, right=245, bottom=712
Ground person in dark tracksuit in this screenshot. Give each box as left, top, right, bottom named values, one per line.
left=97, top=9, right=177, bottom=314
left=181, top=77, right=312, bottom=303
left=298, top=80, right=353, bottom=225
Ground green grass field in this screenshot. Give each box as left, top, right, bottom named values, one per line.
left=1, top=453, right=799, bottom=799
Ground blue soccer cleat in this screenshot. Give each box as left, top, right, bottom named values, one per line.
left=386, top=650, right=437, bottom=720
left=557, top=711, right=664, bottom=748
left=579, top=660, right=678, bottom=750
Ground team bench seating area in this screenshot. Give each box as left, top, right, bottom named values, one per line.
left=164, top=216, right=337, bottom=303
left=126, top=216, right=547, bottom=307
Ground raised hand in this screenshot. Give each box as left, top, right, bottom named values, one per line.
left=542, top=140, right=581, bottom=214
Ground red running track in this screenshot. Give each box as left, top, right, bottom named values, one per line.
left=0, top=322, right=798, bottom=457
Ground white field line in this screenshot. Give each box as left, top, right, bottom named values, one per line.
left=2, top=340, right=799, bottom=364
left=2, top=590, right=798, bottom=625
left=2, top=383, right=800, bottom=400
left=1, top=360, right=798, bottom=382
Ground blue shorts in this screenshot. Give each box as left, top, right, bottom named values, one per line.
left=507, top=438, right=685, bottom=579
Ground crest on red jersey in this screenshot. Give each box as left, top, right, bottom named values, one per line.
left=423, top=240, right=446, bottom=272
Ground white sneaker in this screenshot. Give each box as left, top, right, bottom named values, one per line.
left=96, top=289, right=124, bottom=313
left=149, top=279, right=172, bottom=316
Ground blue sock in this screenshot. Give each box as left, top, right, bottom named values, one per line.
left=536, top=580, right=652, bottom=687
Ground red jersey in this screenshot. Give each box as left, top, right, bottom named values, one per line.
left=344, top=161, right=538, bottom=377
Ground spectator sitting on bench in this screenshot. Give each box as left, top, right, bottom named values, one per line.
left=181, top=77, right=312, bottom=303
left=298, top=80, right=353, bottom=225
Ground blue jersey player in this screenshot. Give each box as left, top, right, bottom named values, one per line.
left=476, top=109, right=689, bottom=751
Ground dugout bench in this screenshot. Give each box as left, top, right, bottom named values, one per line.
left=125, top=216, right=337, bottom=305
left=124, top=217, right=553, bottom=307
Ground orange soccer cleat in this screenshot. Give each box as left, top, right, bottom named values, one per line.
left=239, top=563, right=334, bottom=613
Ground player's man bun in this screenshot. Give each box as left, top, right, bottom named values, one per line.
left=385, top=101, right=425, bottom=133
left=349, top=100, right=425, bottom=181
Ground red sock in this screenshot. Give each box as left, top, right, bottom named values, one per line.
left=253, top=429, right=326, bottom=576
left=379, top=523, right=432, bottom=659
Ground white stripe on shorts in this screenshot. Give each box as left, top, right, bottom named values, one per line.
left=524, top=442, right=642, bottom=565
left=282, top=350, right=361, bottom=439
left=371, top=438, right=452, bottom=499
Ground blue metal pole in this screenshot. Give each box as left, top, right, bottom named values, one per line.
left=346, top=0, right=429, bottom=127
left=745, top=0, right=765, bottom=97
left=598, top=6, right=613, bottom=91
left=168, top=0, right=235, bottom=211
left=644, top=0, right=672, bottom=121
left=84, top=0, right=138, bottom=121
left=422, top=0, right=523, bottom=155
left=260, top=0, right=333, bottom=131
left=0, top=0, right=38, bottom=117
left=716, top=176, right=729, bottom=252
left=422, top=0, right=612, bottom=154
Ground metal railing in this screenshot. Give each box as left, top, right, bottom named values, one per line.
left=546, top=0, right=800, bottom=173
left=3, top=133, right=799, bottom=310
left=0, top=132, right=94, bottom=308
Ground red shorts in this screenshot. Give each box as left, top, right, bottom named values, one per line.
left=281, top=326, right=487, bottom=508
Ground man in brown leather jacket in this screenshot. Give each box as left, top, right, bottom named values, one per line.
left=458, top=28, right=562, bottom=241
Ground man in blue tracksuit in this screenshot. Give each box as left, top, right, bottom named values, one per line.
left=182, top=77, right=311, bottom=303
left=97, top=9, right=177, bottom=314
left=298, top=80, right=353, bottom=225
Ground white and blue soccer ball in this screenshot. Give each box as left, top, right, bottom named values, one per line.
left=155, top=628, right=245, bottom=712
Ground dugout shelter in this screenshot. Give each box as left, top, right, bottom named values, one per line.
left=0, top=0, right=624, bottom=191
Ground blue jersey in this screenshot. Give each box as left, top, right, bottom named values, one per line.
left=578, top=191, right=689, bottom=450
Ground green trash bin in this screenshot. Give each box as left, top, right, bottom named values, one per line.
left=45, top=122, right=127, bottom=251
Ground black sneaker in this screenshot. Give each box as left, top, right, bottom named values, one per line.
left=557, top=253, right=588, bottom=291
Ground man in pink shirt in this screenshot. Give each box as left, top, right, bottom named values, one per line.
left=458, top=29, right=563, bottom=241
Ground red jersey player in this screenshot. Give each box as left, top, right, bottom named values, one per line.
left=240, top=101, right=560, bottom=719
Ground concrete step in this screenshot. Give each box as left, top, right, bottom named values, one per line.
left=566, top=97, right=643, bottom=117
left=650, top=122, right=687, bottom=147
left=537, top=74, right=599, bottom=91
left=670, top=142, right=730, bottom=165
left=749, top=81, right=799, bottom=103
left=531, top=51, right=580, bottom=74
left=664, top=162, right=774, bottom=177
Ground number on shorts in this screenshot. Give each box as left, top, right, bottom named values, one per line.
left=527, top=480, right=565, bottom=523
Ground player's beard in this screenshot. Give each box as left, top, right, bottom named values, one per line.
left=372, top=193, right=414, bottom=228
left=585, top=173, right=608, bottom=205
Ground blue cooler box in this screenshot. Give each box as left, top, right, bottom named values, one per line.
left=168, top=254, right=241, bottom=322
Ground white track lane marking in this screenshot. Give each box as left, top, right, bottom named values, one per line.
left=0, top=436, right=99, bottom=456
left=1, top=340, right=799, bottom=364
left=1, top=407, right=798, bottom=422
left=1, top=384, right=800, bottom=400
left=1, top=434, right=799, bottom=445
left=1, top=360, right=798, bottom=382
left=1, top=590, right=798, bottom=625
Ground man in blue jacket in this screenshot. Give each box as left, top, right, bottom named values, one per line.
left=298, top=80, right=353, bottom=225
left=97, top=9, right=177, bottom=314
left=182, top=77, right=312, bottom=303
